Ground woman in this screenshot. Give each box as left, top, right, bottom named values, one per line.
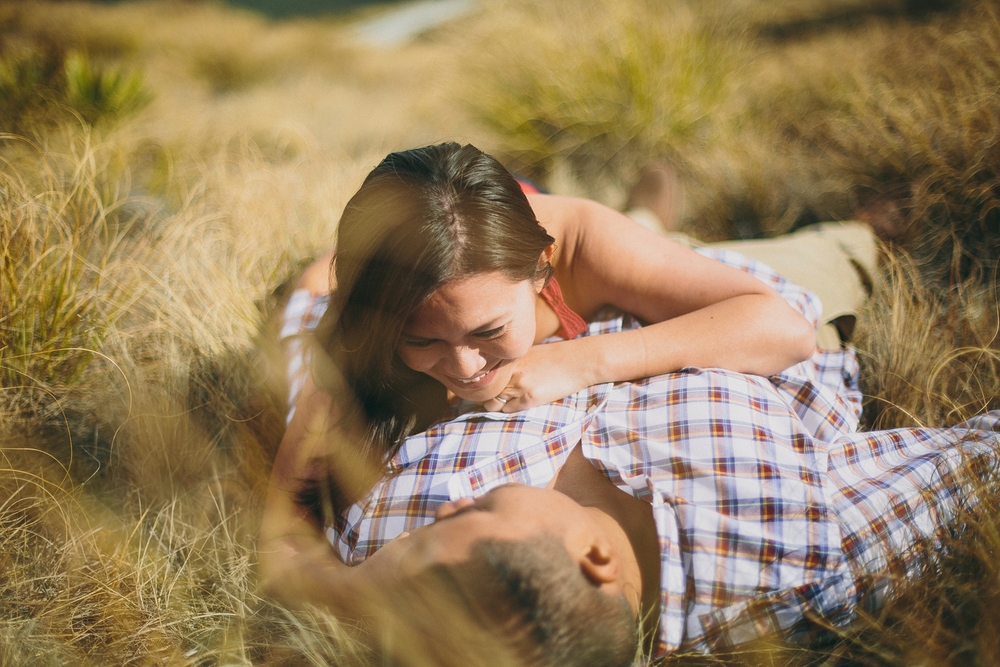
left=259, top=143, right=816, bottom=608
left=297, top=144, right=811, bottom=437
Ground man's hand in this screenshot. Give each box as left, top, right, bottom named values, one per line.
left=481, top=341, right=593, bottom=413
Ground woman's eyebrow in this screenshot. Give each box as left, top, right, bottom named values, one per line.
left=401, top=311, right=511, bottom=339
left=469, top=314, right=511, bottom=334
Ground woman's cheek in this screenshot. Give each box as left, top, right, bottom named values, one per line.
left=397, top=347, right=433, bottom=374
left=493, top=325, right=536, bottom=361
left=508, top=334, right=536, bottom=361
left=490, top=363, right=516, bottom=390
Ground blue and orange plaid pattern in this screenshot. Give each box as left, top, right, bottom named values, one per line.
left=279, top=249, right=1000, bottom=656
left=280, top=288, right=330, bottom=425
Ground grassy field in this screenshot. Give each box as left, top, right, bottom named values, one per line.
left=2, top=0, right=1000, bottom=664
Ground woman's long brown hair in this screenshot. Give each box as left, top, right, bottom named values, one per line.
left=313, top=143, right=555, bottom=467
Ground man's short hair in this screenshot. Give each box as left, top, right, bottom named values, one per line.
left=382, top=536, right=639, bottom=667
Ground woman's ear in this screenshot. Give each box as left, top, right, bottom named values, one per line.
left=534, top=245, right=555, bottom=293
left=539, top=245, right=555, bottom=267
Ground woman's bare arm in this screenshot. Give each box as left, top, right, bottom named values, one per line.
left=259, top=251, right=385, bottom=614
left=484, top=194, right=815, bottom=412
left=258, top=376, right=362, bottom=613
left=297, top=250, right=336, bottom=294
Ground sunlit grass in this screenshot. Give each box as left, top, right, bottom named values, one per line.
left=462, top=0, right=743, bottom=202
left=854, top=250, right=1000, bottom=431
left=1, top=0, right=1000, bottom=664
left=1, top=132, right=136, bottom=418
left=0, top=44, right=149, bottom=132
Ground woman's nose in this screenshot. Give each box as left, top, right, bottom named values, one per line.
left=445, top=345, right=486, bottom=377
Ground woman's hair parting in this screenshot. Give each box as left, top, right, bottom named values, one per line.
left=314, top=143, right=555, bottom=467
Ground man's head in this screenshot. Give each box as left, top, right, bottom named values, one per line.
left=368, top=484, right=641, bottom=667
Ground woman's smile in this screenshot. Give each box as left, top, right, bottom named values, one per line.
left=447, top=361, right=506, bottom=389
left=396, top=272, right=540, bottom=402
left=452, top=365, right=494, bottom=384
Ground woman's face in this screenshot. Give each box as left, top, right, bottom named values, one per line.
left=397, top=271, right=541, bottom=403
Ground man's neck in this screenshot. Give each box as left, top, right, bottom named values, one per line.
left=550, top=444, right=662, bottom=644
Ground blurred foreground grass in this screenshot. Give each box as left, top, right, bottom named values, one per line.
left=1, top=0, right=1000, bottom=664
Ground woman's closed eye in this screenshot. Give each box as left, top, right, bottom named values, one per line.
left=473, top=325, right=506, bottom=340
left=400, top=325, right=505, bottom=348
left=401, top=337, right=435, bottom=349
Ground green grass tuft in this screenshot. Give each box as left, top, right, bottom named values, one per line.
left=64, top=51, right=150, bottom=124
left=0, top=45, right=149, bottom=132
left=466, top=0, right=742, bottom=200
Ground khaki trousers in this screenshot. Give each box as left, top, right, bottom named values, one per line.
left=627, top=208, right=877, bottom=351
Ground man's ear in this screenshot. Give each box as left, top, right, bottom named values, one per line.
left=578, top=541, right=619, bottom=585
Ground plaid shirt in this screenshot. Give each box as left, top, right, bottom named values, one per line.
left=280, top=249, right=1000, bottom=656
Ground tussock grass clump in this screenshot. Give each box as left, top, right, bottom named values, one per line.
left=0, top=50, right=365, bottom=656
left=855, top=251, right=1000, bottom=430
left=64, top=51, right=149, bottom=124
left=799, top=5, right=1000, bottom=287
left=0, top=43, right=149, bottom=132
left=0, top=133, right=141, bottom=420
left=693, top=1, right=1000, bottom=253
left=678, top=138, right=827, bottom=241
left=0, top=433, right=272, bottom=664
left=0, top=127, right=356, bottom=662
left=464, top=0, right=742, bottom=201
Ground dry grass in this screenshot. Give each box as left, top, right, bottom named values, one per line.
left=467, top=0, right=1000, bottom=252
left=854, top=251, right=1000, bottom=431
left=458, top=0, right=744, bottom=204
left=1, top=0, right=1000, bottom=664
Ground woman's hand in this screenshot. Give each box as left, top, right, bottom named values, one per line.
left=481, top=341, right=594, bottom=413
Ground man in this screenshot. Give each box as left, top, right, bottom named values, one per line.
left=260, top=248, right=999, bottom=665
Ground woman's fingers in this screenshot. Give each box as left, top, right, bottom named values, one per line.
left=482, top=395, right=510, bottom=412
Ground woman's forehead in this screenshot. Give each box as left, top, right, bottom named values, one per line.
left=404, top=272, right=533, bottom=333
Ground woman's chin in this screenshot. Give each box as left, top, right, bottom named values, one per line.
left=450, top=367, right=513, bottom=404
left=452, top=383, right=499, bottom=404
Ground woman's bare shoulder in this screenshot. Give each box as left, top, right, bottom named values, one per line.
left=296, top=250, right=336, bottom=294
left=525, top=193, right=588, bottom=269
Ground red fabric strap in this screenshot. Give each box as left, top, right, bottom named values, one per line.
left=539, top=277, right=588, bottom=340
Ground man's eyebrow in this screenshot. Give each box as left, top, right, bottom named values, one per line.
left=433, top=503, right=482, bottom=523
